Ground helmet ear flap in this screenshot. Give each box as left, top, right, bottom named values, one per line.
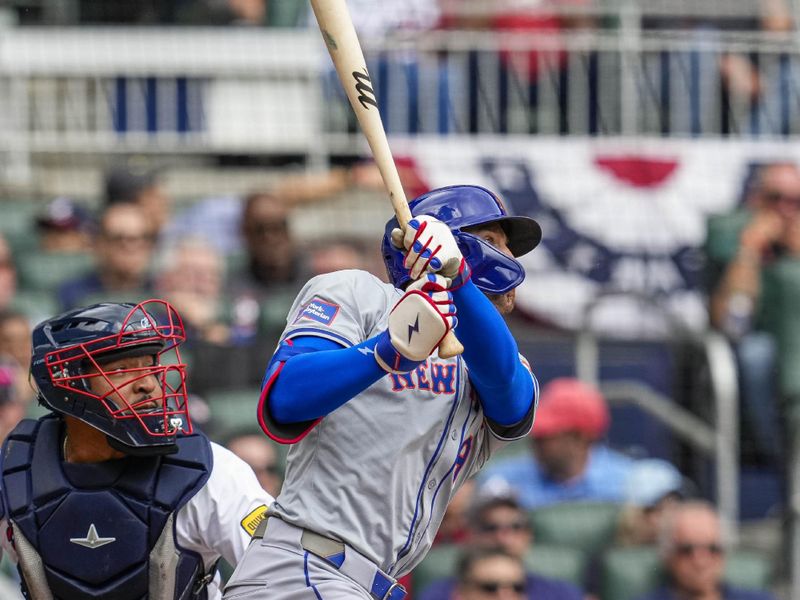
left=456, top=232, right=525, bottom=294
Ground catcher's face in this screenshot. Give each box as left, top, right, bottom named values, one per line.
left=85, top=354, right=162, bottom=415
left=464, top=223, right=516, bottom=315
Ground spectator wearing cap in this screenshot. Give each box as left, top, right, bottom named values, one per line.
left=104, top=165, right=170, bottom=237
left=35, top=197, right=93, bottom=253
left=617, top=459, right=689, bottom=546
left=635, top=501, right=776, bottom=600
left=418, top=489, right=584, bottom=600
left=478, top=377, right=635, bottom=510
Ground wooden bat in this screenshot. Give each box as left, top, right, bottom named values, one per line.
left=310, top=0, right=463, bottom=359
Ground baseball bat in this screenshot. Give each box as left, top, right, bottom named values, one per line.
left=310, top=0, right=463, bottom=359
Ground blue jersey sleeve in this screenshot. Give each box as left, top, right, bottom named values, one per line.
left=451, top=280, right=536, bottom=426
left=257, top=335, right=386, bottom=443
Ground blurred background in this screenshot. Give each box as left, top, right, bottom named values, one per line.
left=2, top=0, right=800, bottom=598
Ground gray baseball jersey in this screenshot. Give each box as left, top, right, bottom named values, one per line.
left=264, top=269, right=536, bottom=577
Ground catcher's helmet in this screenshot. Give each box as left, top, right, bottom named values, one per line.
left=30, top=299, right=192, bottom=455
left=382, top=185, right=542, bottom=293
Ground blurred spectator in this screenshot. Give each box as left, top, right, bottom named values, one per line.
left=34, top=197, right=93, bottom=253
left=305, top=236, right=376, bottom=277
left=452, top=546, right=528, bottom=600
left=178, top=0, right=305, bottom=26
left=419, top=489, right=584, bottom=600
left=478, top=378, right=635, bottom=509
left=57, top=203, right=155, bottom=310
left=0, top=311, right=34, bottom=406
left=616, top=459, right=688, bottom=547
left=635, top=501, right=776, bottom=600
left=707, top=162, right=800, bottom=462
left=435, top=479, right=476, bottom=546
left=105, top=165, right=170, bottom=237
left=225, top=429, right=282, bottom=497
left=440, top=0, right=595, bottom=134
left=0, top=235, right=17, bottom=313
left=155, top=237, right=229, bottom=345
left=0, top=360, right=27, bottom=445
left=229, top=192, right=304, bottom=339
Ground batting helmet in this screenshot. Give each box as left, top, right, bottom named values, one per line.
left=30, top=299, right=192, bottom=456
left=382, top=185, right=542, bottom=293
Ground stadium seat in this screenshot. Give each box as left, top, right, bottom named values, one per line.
left=523, top=543, right=587, bottom=587
left=412, top=543, right=587, bottom=596
left=204, top=387, right=262, bottom=434
left=411, top=543, right=460, bottom=594
left=529, top=502, right=621, bottom=557
left=599, top=546, right=773, bottom=600
left=16, top=252, right=94, bottom=292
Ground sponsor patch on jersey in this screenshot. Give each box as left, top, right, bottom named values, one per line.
left=295, top=297, right=340, bottom=326
left=240, top=504, right=269, bottom=537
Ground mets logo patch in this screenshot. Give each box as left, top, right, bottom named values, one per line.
left=295, top=297, right=340, bottom=326
left=240, top=504, right=269, bottom=537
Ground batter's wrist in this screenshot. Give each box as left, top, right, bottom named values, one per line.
left=374, top=331, right=425, bottom=374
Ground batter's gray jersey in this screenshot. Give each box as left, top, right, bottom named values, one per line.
left=263, top=269, right=536, bottom=577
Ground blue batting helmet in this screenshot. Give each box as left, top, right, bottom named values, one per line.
left=30, top=300, right=192, bottom=456
left=382, top=185, right=542, bottom=293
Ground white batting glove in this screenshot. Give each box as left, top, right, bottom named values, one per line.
left=374, top=274, right=457, bottom=374
left=391, top=216, right=467, bottom=282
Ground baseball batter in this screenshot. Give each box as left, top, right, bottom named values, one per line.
left=224, top=185, right=542, bottom=600
left=0, top=300, right=273, bottom=600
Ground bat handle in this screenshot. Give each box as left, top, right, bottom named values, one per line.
left=438, top=330, right=464, bottom=359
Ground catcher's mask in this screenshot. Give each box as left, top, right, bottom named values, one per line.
left=382, top=185, right=542, bottom=293
left=31, top=299, right=192, bottom=456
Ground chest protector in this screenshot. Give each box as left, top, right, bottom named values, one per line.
left=1, top=416, right=213, bottom=600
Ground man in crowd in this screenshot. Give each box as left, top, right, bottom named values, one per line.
left=453, top=546, right=529, bottom=600
left=57, top=203, right=155, bottom=310
left=480, top=377, right=635, bottom=509
left=636, top=501, right=775, bottom=600
left=418, top=490, right=584, bottom=600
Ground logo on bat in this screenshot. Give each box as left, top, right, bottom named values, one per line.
left=352, top=69, right=378, bottom=110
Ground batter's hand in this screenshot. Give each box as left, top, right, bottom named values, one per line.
left=375, top=274, right=457, bottom=374
left=391, top=216, right=469, bottom=285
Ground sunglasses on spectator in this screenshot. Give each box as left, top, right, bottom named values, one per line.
left=468, top=579, right=526, bottom=595
left=478, top=520, right=529, bottom=534
left=246, top=221, right=289, bottom=236
left=673, top=542, right=724, bottom=557
left=102, top=232, right=155, bottom=245
left=764, top=190, right=800, bottom=206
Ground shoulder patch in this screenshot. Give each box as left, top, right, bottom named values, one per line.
left=295, top=297, right=340, bottom=327
left=240, top=504, right=269, bottom=537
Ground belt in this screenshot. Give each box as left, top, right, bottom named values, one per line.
left=254, top=518, right=407, bottom=600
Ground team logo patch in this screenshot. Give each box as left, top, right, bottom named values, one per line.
left=240, top=504, right=269, bottom=537
left=296, top=297, right=340, bottom=326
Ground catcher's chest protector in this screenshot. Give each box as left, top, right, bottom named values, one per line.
left=1, top=416, right=212, bottom=600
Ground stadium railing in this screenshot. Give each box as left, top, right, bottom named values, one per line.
left=3, top=24, right=800, bottom=186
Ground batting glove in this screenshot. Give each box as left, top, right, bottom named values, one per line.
left=391, top=216, right=471, bottom=288
left=375, top=274, right=457, bottom=374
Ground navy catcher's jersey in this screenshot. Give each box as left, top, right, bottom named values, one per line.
left=267, top=270, right=535, bottom=577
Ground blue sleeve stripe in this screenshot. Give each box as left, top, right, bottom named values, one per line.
left=285, top=327, right=354, bottom=348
